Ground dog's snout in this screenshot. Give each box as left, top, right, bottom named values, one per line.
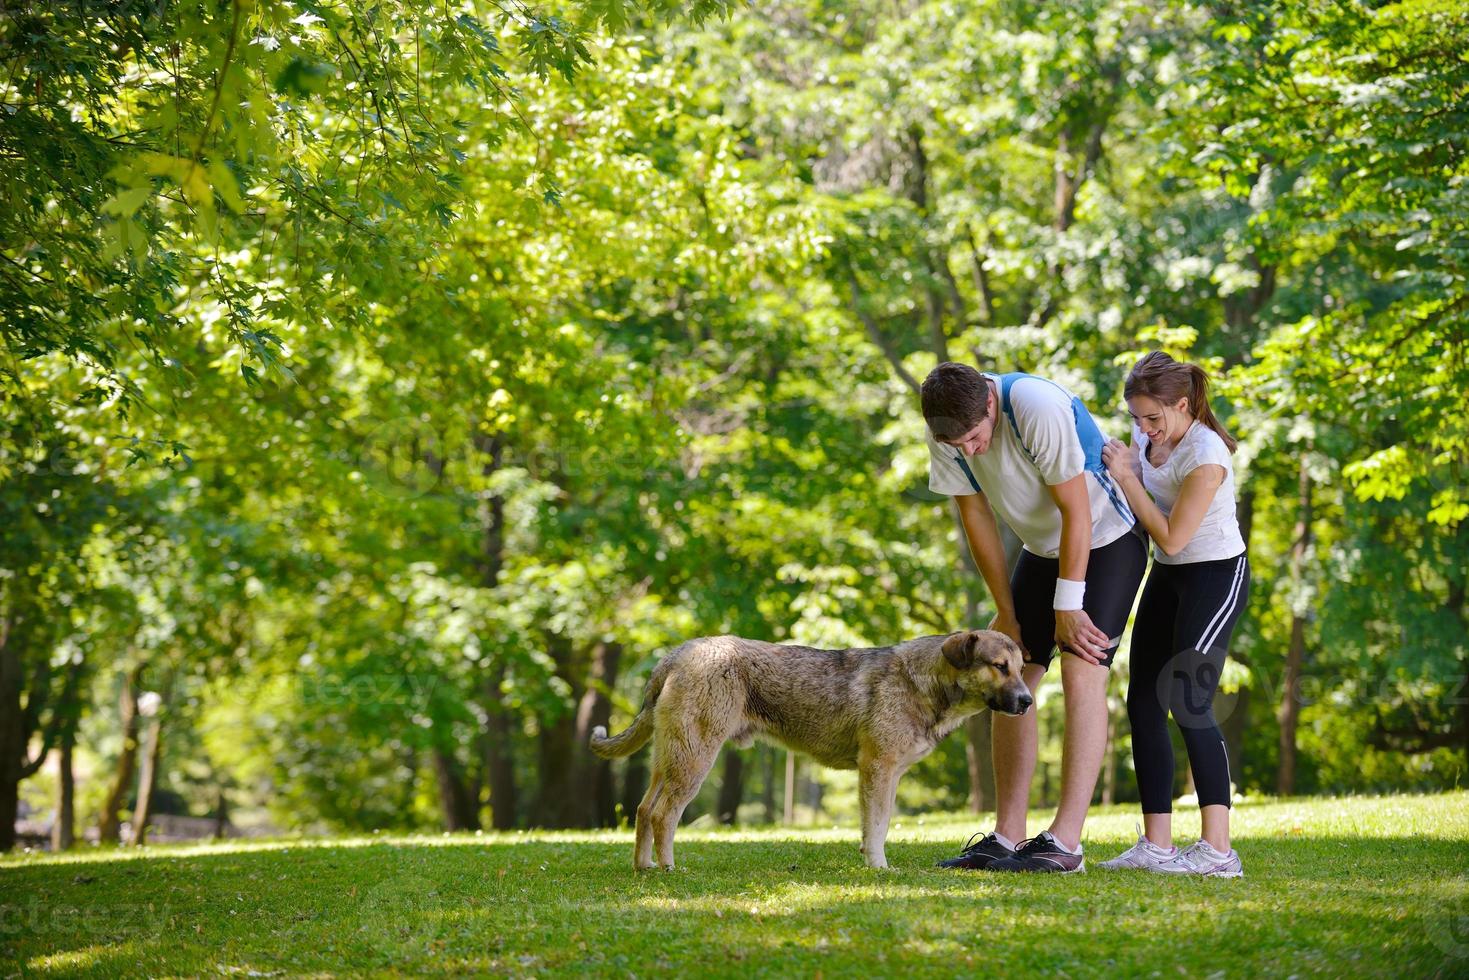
left=989, top=686, right=1033, bottom=716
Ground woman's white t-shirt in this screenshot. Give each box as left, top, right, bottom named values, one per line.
left=1136, top=421, right=1246, bottom=565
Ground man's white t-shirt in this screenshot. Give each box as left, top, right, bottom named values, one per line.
left=927, top=373, right=1136, bottom=559
left=1136, top=421, right=1247, bottom=565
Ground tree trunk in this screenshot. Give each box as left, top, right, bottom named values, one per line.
left=783, top=751, right=796, bottom=824
left=0, top=772, right=15, bottom=854
left=1276, top=461, right=1312, bottom=796
left=432, top=746, right=480, bottom=832
left=574, top=641, right=622, bottom=827
left=533, top=634, right=591, bottom=828
left=1277, top=611, right=1306, bottom=796
left=760, top=745, right=776, bottom=824
left=48, top=658, right=85, bottom=852
left=964, top=713, right=994, bottom=813
left=0, top=583, right=52, bottom=853
left=52, top=735, right=75, bottom=851
left=0, top=608, right=23, bottom=853
left=417, top=445, right=481, bottom=836
left=128, top=709, right=163, bottom=846
left=804, top=768, right=823, bottom=822
left=620, top=754, right=647, bottom=828
left=1237, top=488, right=1256, bottom=565
left=213, top=783, right=230, bottom=840
left=848, top=263, right=922, bottom=396
left=904, top=124, right=952, bottom=362
left=1024, top=66, right=1123, bottom=332
left=98, top=664, right=143, bottom=844
left=534, top=712, right=581, bottom=828
left=482, top=668, right=519, bottom=830
left=965, top=223, right=997, bottom=325
left=716, top=750, right=745, bottom=825
left=475, top=431, right=519, bottom=831
left=1461, top=664, right=1469, bottom=777
left=1447, top=520, right=1469, bottom=775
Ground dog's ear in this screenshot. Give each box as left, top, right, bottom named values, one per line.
left=941, top=631, right=978, bottom=670
left=973, top=630, right=1022, bottom=666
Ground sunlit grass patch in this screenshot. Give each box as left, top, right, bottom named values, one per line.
left=3, top=792, right=1467, bottom=977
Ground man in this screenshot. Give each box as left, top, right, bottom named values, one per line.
left=923, top=361, right=1146, bottom=873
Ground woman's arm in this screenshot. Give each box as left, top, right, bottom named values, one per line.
left=1102, top=438, right=1224, bottom=556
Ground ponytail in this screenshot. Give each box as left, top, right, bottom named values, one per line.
left=1124, top=351, right=1237, bottom=454
left=1188, top=364, right=1237, bottom=454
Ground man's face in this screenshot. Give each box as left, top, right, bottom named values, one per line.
left=940, top=415, right=996, bottom=457
left=937, top=385, right=997, bottom=457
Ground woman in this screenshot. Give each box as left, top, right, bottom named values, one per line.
left=1098, top=351, right=1249, bottom=877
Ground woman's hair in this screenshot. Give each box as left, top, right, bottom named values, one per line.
left=1124, top=351, right=1237, bottom=453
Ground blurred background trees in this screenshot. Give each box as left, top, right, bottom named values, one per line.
left=2, top=0, right=1465, bottom=849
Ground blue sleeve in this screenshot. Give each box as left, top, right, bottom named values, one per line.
left=1008, top=379, right=1085, bottom=485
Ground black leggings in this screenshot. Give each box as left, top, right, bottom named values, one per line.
left=1128, top=553, right=1250, bottom=813
left=1011, top=526, right=1148, bottom=671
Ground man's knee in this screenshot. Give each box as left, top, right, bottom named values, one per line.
left=1059, top=653, right=1109, bottom=701
left=1021, top=662, right=1047, bottom=690
left=1060, top=648, right=1109, bottom=675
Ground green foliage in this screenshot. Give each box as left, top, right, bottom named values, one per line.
left=1, top=0, right=1466, bottom=842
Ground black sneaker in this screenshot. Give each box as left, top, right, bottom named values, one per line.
left=936, top=831, right=1017, bottom=870
left=988, top=831, right=1085, bottom=873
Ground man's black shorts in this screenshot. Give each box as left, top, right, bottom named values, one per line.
left=1011, top=524, right=1147, bottom=670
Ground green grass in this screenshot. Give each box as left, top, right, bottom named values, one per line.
left=3, top=792, right=1468, bottom=977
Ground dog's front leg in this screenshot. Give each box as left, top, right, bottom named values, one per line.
left=858, top=761, right=900, bottom=869
left=857, top=771, right=875, bottom=865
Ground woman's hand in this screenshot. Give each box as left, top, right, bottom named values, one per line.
left=1102, top=437, right=1142, bottom=485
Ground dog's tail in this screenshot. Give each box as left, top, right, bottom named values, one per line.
left=589, top=656, right=672, bottom=759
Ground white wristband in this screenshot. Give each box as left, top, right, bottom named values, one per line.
left=1053, top=578, right=1086, bottom=611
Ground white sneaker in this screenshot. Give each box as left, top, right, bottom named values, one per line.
left=1155, top=839, right=1244, bottom=878
left=1098, top=824, right=1179, bottom=871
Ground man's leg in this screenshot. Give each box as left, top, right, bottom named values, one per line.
left=1047, top=654, right=1108, bottom=850
left=1048, top=528, right=1148, bottom=852
left=993, top=549, right=1060, bottom=842
left=993, top=661, right=1047, bottom=843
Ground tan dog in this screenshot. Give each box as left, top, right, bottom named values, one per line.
left=589, top=629, right=1032, bottom=869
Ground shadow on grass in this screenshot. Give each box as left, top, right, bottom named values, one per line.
left=3, top=832, right=1468, bottom=977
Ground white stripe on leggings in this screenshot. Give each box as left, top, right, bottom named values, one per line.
left=1194, top=556, right=1246, bottom=653
left=1221, top=737, right=1232, bottom=800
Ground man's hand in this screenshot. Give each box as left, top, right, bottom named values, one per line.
left=1054, top=608, right=1112, bottom=665
left=987, top=611, right=1029, bottom=662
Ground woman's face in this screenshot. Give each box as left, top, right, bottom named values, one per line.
left=1128, top=393, right=1191, bottom=446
